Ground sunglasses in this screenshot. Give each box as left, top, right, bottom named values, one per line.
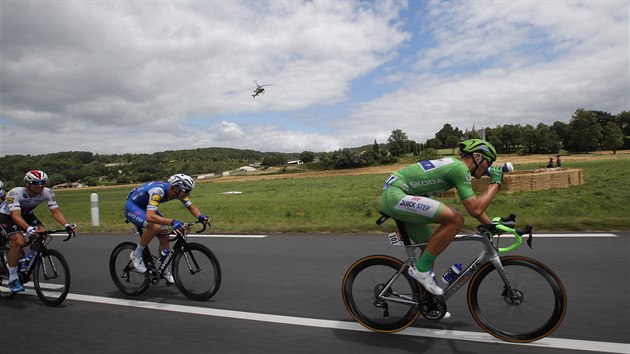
left=30, top=181, right=46, bottom=186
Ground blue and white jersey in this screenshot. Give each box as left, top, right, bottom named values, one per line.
left=127, top=181, right=192, bottom=211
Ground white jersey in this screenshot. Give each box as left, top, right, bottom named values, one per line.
left=0, top=187, right=59, bottom=215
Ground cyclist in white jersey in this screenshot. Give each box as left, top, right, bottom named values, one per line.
left=0, top=170, right=77, bottom=292
left=0, top=180, right=6, bottom=202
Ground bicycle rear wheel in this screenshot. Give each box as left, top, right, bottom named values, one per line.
left=342, top=255, right=421, bottom=332
left=172, top=243, right=221, bottom=301
left=0, top=247, right=17, bottom=300
left=468, top=256, right=567, bottom=342
left=109, top=242, right=149, bottom=296
left=34, top=249, right=70, bottom=307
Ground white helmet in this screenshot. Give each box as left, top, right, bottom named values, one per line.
left=0, top=180, right=4, bottom=189
left=24, top=170, right=49, bottom=184
left=168, top=173, right=195, bottom=191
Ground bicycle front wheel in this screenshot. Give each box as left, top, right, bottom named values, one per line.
left=172, top=243, right=221, bottom=301
left=34, top=249, right=70, bottom=307
left=342, top=255, right=421, bottom=332
left=109, top=242, right=149, bottom=296
left=468, top=256, right=567, bottom=342
left=0, top=247, right=17, bottom=300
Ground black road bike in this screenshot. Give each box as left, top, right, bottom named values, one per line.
left=1, top=229, right=75, bottom=306
left=109, top=222, right=221, bottom=301
left=342, top=213, right=567, bottom=343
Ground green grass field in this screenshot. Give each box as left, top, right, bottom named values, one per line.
left=35, top=156, right=630, bottom=234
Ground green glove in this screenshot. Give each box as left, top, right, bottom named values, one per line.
left=488, top=166, right=504, bottom=185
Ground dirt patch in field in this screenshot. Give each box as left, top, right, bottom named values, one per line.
left=201, top=150, right=629, bottom=184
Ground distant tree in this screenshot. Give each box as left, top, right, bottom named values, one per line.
left=617, top=111, right=630, bottom=149
left=435, top=123, right=462, bottom=148
left=418, top=148, right=440, bottom=161
left=425, top=138, right=441, bottom=149
left=601, top=122, right=624, bottom=154
left=551, top=121, right=570, bottom=149
left=387, top=129, right=410, bottom=156
left=522, top=123, right=560, bottom=154
left=373, top=139, right=379, bottom=153
left=445, top=135, right=460, bottom=155
left=567, top=109, right=603, bottom=153
left=299, top=151, right=316, bottom=163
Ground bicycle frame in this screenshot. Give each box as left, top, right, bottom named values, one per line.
left=378, top=231, right=523, bottom=306
left=134, top=222, right=207, bottom=281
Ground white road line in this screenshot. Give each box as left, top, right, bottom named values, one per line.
left=187, top=234, right=267, bottom=238
left=486, top=233, right=618, bottom=238
left=65, top=293, right=628, bottom=353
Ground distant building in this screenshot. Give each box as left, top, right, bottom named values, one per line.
left=238, top=166, right=256, bottom=172
left=287, top=160, right=303, bottom=165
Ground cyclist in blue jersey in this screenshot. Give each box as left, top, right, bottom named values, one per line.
left=381, top=139, right=504, bottom=297
left=124, top=173, right=210, bottom=283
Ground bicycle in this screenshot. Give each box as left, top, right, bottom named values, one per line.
left=0, top=228, right=75, bottom=306
left=109, top=221, right=221, bottom=301
left=342, top=212, right=567, bottom=343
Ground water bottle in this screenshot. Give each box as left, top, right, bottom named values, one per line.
left=18, top=253, right=34, bottom=272
left=502, top=162, right=514, bottom=173
left=442, top=263, right=463, bottom=284
left=158, top=249, right=169, bottom=264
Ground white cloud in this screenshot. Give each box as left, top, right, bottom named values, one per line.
left=0, top=0, right=627, bottom=156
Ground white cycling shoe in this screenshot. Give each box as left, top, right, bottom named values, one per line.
left=408, top=267, right=444, bottom=296
left=163, top=271, right=175, bottom=285
left=129, top=251, right=147, bottom=273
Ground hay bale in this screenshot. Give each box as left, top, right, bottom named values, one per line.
left=437, top=168, right=583, bottom=197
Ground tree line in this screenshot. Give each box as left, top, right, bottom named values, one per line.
left=0, top=108, right=627, bottom=188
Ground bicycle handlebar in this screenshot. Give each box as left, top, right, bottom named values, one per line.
left=479, top=215, right=533, bottom=253
left=35, top=228, right=76, bottom=242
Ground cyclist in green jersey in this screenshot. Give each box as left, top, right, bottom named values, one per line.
left=380, top=138, right=504, bottom=296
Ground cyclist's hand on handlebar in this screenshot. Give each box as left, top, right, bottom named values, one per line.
left=26, top=226, right=38, bottom=239
left=197, top=214, right=210, bottom=224
left=171, top=219, right=186, bottom=236
left=64, top=223, right=77, bottom=234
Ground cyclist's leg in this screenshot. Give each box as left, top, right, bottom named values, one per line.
left=0, top=213, right=25, bottom=269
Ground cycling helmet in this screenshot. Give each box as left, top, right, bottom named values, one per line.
left=168, top=173, right=195, bottom=191
left=24, top=170, right=49, bottom=184
left=458, top=138, right=497, bottom=162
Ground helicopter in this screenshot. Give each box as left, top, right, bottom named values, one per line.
left=252, top=81, right=272, bottom=98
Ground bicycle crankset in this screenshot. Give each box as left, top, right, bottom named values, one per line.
left=419, top=293, right=447, bottom=321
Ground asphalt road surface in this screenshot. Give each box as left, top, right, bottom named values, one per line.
left=1, top=231, right=628, bottom=354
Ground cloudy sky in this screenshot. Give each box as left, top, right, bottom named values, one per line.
left=1, top=0, right=628, bottom=156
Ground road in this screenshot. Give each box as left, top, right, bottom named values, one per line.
left=1, top=231, right=628, bottom=354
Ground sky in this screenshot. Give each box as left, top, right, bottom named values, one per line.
left=1, top=0, right=628, bottom=156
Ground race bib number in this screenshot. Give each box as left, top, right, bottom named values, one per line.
left=388, top=231, right=404, bottom=246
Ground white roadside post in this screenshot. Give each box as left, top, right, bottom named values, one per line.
left=90, top=193, right=100, bottom=227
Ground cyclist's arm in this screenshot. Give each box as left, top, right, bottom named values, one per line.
left=145, top=209, right=177, bottom=226
left=10, top=209, right=31, bottom=231
left=461, top=184, right=499, bottom=224
left=50, top=208, right=70, bottom=228
left=185, top=203, right=203, bottom=219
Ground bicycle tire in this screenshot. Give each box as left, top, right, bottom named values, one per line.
left=172, top=242, right=221, bottom=301
left=0, top=247, right=17, bottom=300
left=34, top=249, right=71, bottom=307
left=468, top=255, right=567, bottom=342
left=109, top=242, right=149, bottom=296
left=342, top=255, right=421, bottom=332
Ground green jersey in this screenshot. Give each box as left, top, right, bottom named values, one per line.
left=384, top=157, right=474, bottom=200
